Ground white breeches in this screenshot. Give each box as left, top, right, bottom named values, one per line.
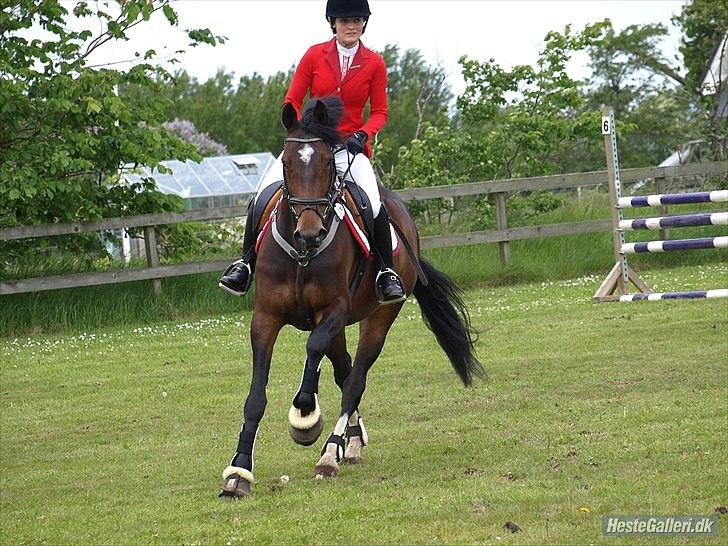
left=256, top=148, right=382, bottom=217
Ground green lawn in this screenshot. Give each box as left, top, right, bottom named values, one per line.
left=1, top=264, right=727, bottom=544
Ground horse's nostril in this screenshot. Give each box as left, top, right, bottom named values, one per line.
left=318, top=227, right=328, bottom=240
left=293, top=230, right=303, bottom=242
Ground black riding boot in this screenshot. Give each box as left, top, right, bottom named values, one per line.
left=372, top=208, right=406, bottom=305
left=219, top=200, right=257, bottom=296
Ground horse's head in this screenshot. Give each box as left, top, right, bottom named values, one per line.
left=281, top=97, right=343, bottom=253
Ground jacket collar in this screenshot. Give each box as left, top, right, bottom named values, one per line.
left=324, top=38, right=370, bottom=85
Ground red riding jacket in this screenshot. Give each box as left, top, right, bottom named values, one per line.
left=284, top=38, right=388, bottom=157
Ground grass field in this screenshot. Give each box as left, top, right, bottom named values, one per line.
left=1, top=263, right=727, bottom=544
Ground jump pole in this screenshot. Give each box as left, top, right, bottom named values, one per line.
left=592, top=107, right=649, bottom=302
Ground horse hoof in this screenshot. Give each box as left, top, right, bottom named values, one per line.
left=289, top=415, right=324, bottom=446
left=219, top=475, right=252, bottom=498
left=343, top=456, right=362, bottom=465
left=314, top=452, right=339, bottom=479
left=315, top=464, right=339, bottom=479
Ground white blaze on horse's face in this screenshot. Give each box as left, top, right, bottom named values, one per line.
left=298, top=144, right=314, bottom=166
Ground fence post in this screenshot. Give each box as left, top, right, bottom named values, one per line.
left=493, top=191, right=511, bottom=265
left=143, top=226, right=162, bottom=297
left=656, top=176, right=670, bottom=241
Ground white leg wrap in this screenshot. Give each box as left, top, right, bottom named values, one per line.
left=288, top=395, right=321, bottom=429
left=222, top=466, right=255, bottom=484
left=347, top=412, right=368, bottom=445
left=333, top=414, right=348, bottom=436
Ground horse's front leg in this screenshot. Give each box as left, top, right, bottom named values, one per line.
left=219, top=311, right=282, bottom=498
left=288, top=299, right=348, bottom=447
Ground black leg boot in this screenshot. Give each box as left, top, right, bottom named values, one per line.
left=372, top=207, right=406, bottom=305
left=219, top=199, right=258, bottom=296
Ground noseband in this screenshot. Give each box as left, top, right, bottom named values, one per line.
left=282, top=137, right=343, bottom=225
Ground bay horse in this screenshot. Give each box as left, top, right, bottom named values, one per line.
left=220, top=96, right=483, bottom=497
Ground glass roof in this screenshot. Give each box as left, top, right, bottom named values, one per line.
left=123, top=153, right=275, bottom=199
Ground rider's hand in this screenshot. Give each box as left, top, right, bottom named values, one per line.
left=346, top=131, right=368, bottom=156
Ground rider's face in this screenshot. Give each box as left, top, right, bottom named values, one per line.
left=334, top=17, right=364, bottom=48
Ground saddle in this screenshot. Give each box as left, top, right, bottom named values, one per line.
left=251, top=181, right=395, bottom=258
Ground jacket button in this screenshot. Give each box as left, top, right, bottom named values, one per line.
left=337, top=87, right=340, bottom=92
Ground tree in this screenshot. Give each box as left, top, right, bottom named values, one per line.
left=583, top=6, right=728, bottom=164
left=388, top=24, right=606, bottom=224
left=455, top=22, right=606, bottom=180
left=672, top=0, right=728, bottom=159
left=0, top=1, right=224, bottom=264
left=161, top=119, right=228, bottom=156
left=373, top=45, right=452, bottom=177
left=580, top=19, right=705, bottom=169
left=673, top=0, right=728, bottom=92
left=122, top=68, right=292, bottom=156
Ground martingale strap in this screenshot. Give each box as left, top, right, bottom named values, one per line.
left=271, top=206, right=342, bottom=266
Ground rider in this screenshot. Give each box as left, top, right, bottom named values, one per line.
left=219, top=0, right=406, bottom=304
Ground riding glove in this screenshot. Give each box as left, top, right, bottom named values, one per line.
left=346, top=131, right=368, bottom=156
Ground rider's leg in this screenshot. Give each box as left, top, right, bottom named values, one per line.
left=334, top=149, right=406, bottom=304
left=218, top=200, right=257, bottom=296
left=219, top=154, right=284, bottom=296
left=371, top=205, right=406, bottom=303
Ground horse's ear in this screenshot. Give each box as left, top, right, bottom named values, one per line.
left=282, top=103, right=298, bottom=131
left=312, top=99, right=328, bottom=126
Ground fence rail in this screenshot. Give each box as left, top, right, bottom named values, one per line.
left=2, top=161, right=725, bottom=296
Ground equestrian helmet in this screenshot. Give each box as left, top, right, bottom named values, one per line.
left=325, top=0, right=371, bottom=18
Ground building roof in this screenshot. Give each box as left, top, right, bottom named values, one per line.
left=700, top=31, right=728, bottom=95
left=123, top=153, right=275, bottom=199
left=658, top=140, right=704, bottom=167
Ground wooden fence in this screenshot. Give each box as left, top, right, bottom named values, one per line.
left=1, top=161, right=725, bottom=296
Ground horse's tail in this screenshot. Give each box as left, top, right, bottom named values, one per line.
left=413, top=259, right=485, bottom=386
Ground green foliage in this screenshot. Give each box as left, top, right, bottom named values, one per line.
left=672, top=0, right=728, bottom=92
left=388, top=23, right=607, bottom=218
left=581, top=18, right=708, bottom=169
left=121, top=68, right=292, bottom=156
left=672, top=0, right=728, bottom=160
left=585, top=21, right=682, bottom=115
left=373, top=45, right=452, bottom=176
left=457, top=23, right=607, bottom=180
left=493, top=189, right=568, bottom=229
left=0, top=0, right=224, bottom=264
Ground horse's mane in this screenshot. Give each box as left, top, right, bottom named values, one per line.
left=300, top=96, right=344, bottom=146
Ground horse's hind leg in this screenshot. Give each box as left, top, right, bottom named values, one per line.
left=316, top=305, right=402, bottom=478
left=219, top=312, right=282, bottom=498
left=325, top=331, right=365, bottom=464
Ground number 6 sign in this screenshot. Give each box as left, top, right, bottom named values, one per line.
left=602, top=116, right=611, bottom=135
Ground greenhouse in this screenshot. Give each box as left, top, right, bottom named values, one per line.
left=123, top=153, right=276, bottom=210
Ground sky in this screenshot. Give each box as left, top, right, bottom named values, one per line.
left=80, top=0, right=687, bottom=97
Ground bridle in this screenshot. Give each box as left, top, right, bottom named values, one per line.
left=274, top=136, right=354, bottom=267
left=281, top=137, right=344, bottom=226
